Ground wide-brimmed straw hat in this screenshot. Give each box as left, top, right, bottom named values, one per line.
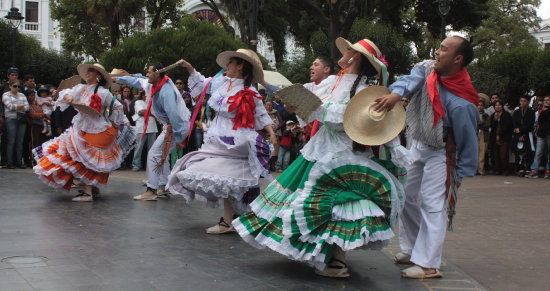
left=478, top=93, right=490, bottom=106
left=110, top=68, right=130, bottom=77
left=343, top=86, right=405, bottom=146
left=77, top=63, right=112, bottom=88
left=216, top=48, right=264, bottom=83
left=336, top=37, right=385, bottom=75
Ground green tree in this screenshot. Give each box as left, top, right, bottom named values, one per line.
left=146, top=0, right=185, bottom=29
left=100, top=16, right=245, bottom=79
left=0, top=21, right=81, bottom=85
left=50, top=0, right=110, bottom=60
left=528, top=50, right=550, bottom=96
left=471, top=0, right=541, bottom=60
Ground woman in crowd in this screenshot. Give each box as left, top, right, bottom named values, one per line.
left=265, top=100, right=283, bottom=171
left=2, top=79, right=29, bottom=169
left=490, top=100, right=513, bottom=176
left=233, top=38, right=408, bottom=278
left=167, top=49, right=276, bottom=234
left=26, top=90, right=48, bottom=160
left=33, top=63, right=131, bottom=201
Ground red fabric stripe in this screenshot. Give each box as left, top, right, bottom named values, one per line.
left=357, top=40, right=377, bottom=55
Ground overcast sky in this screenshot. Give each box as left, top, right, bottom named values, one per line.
left=539, top=0, right=550, bottom=19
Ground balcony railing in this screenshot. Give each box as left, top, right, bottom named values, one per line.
left=24, top=22, right=39, bottom=32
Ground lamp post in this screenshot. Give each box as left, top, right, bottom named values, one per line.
left=435, top=0, right=452, bottom=41
left=4, top=5, right=25, bottom=67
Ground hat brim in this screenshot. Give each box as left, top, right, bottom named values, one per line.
left=77, top=64, right=112, bottom=89
left=335, top=37, right=382, bottom=75
left=216, top=50, right=264, bottom=84
left=478, top=93, right=490, bottom=106
left=343, top=86, right=405, bottom=146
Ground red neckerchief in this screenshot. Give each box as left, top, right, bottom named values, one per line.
left=427, top=68, right=479, bottom=128
left=227, top=86, right=262, bottom=130
left=142, top=75, right=169, bottom=141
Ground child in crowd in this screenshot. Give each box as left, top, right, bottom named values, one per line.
left=36, top=85, right=53, bottom=136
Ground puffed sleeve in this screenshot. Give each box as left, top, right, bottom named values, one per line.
left=188, top=71, right=210, bottom=98
left=109, top=99, right=129, bottom=125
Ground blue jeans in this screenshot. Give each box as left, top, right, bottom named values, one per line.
left=5, top=118, right=27, bottom=166
left=192, top=128, right=203, bottom=151
left=530, top=135, right=550, bottom=170
left=276, top=146, right=291, bottom=171
left=132, top=132, right=156, bottom=169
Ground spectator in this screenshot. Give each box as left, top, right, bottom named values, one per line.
left=265, top=100, right=283, bottom=171
left=53, top=94, right=78, bottom=136
left=490, top=100, right=513, bottom=175
left=512, top=96, right=535, bottom=176
left=36, top=85, right=53, bottom=136
left=170, top=93, right=195, bottom=167
left=276, top=120, right=295, bottom=172
left=22, top=74, right=36, bottom=96
left=2, top=79, right=29, bottom=169
left=485, top=93, right=499, bottom=116
left=1, top=67, right=21, bottom=167
left=26, top=90, right=48, bottom=160
left=132, top=90, right=158, bottom=171
left=192, top=97, right=208, bottom=151
left=477, top=94, right=491, bottom=175
left=527, top=95, right=550, bottom=178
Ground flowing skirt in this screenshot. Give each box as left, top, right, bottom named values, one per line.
left=233, top=152, right=405, bottom=270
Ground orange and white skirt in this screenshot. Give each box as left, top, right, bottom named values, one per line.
left=33, top=126, right=123, bottom=192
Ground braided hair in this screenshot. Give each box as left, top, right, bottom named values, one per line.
left=350, top=54, right=379, bottom=152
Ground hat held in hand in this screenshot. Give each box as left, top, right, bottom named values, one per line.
left=343, top=86, right=405, bottom=146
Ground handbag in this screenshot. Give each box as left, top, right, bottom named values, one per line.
left=16, top=111, right=27, bottom=122
left=28, top=104, right=44, bottom=120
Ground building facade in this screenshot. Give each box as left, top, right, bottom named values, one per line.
left=532, top=18, right=550, bottom=49
left=1, top=0, right=62, bottom=51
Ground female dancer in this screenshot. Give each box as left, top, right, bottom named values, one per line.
left=33, top=63, right=131, bottom=201
left=167, top=49, right=276, bottom=234
left=233, top=38, right=409, bottom=277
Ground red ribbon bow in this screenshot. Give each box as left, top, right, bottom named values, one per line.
left=89, top=93, right=103, bottom=113
left=227, top=86, right=262, bottom=130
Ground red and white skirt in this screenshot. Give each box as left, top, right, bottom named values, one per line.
left=33, top=126, right=123, bottom=192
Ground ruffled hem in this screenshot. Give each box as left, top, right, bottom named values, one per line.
left=173, top=171, right=258, bottom=200
left=332, top=200, right=386, bottom=220
left=65, top=127, right=124, bottom=173
left=300, top=126, right=357, bottom=164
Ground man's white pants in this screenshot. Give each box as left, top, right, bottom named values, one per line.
left=146, top=129, right=176, bottom=190
left=399, top=141, right=447, bottom=269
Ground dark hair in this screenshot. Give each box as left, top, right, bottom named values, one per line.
left=350, top=55, right=378, bottom=97
left=7, top=67, right=18, bottom=74
left=24, top=74, right=34, bottom=81
left=494, top=100, right=505, bottom=107
left=317, top=56, right=334, bottom=74
left=26, top=90, right=35, bottom=98
left=454, top=36, right=473, bottom=67
left=9, top=79, right=20, bottom=86
left=150, top=62, right=165, bottom=78
left=233, top=57, right=254, bottom=87
left=492, top=93, right=499, bottom=98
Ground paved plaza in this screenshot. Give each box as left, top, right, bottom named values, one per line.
left=1, top=168, right=546, bottom=290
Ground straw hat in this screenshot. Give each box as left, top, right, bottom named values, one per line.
left=216, top=48, right=264, bottom=83
left=110, top=68, right=130, bottom=77
left=77, top=63, right=112, bottom=88
left=343, top=86, right=405, bottom=146
left=478, top=93, right=490, bottom=106
left=336, top=37, right=385, bottom=75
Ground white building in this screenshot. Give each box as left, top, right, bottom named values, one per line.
left=532, top=18, right=550, bottom=49
left=1, top=0, right=62, bottom=51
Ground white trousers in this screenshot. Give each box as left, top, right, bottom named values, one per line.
left=146, top=129, right=176, bottom=190
left=399, top=141, right=447, bottom=268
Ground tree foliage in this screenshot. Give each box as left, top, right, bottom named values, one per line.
left=146, top=0, right=185, bottom=29
left=471, top=0, right=541, bottom=60
left=0, top=21, right=81, bottom=85
left=100, top=16, right=245, bottom=80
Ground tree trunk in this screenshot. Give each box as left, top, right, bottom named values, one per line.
left=110, top=19, right=121, bottom=47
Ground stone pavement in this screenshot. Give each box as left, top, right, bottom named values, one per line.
left=0, top=168, right=489, bottom=291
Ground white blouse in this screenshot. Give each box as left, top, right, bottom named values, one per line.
left=59, top=84, right=128, bottom=134
left=188, top=71, right=272, bottom=145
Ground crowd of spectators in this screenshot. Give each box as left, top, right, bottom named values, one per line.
left=478, top=93, right=550, bottom=178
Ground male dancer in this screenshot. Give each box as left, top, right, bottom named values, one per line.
left=114, top=63, right=190, bottom=200
left=375, top=36, right=479, bottom=278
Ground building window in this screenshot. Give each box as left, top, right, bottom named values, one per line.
left=25, top=1, right=39, bottom=23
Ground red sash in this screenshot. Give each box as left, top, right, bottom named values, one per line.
left=142, top=75, right=169, bottom=141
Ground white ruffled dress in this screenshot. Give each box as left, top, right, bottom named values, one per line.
left=167, top=71, right=272, bottom=213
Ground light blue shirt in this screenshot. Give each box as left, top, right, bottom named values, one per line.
left=389, top=65, right=479, bottom=183
left=117, top=75, right=189, bottom=143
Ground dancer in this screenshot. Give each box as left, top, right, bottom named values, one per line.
left=166, top=48, right=276, bottom=234
left=114, top=63, right=191, bottom=200
left=33, top=63, right=132, bottom=201
left=375, top=36, right=479, bottom=278
left=233, top=38, right=409, bottom=278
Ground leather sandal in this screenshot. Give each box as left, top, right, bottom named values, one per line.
left=78, top=188, right=101, bottom=198
left=72, top=193, right=93, bottom=202
left=205, top=217, right=236, bottom=234
left=401, top=265, right=442, bottom=279
left=394, top=252, right=412, bottom=264
left=315, top=258, right=350, bottom=278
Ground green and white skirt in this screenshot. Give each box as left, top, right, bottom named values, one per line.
left=233, top=151, right=404, bottom=270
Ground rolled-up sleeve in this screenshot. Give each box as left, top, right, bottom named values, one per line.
left=116, top=75, right=148, bottom=90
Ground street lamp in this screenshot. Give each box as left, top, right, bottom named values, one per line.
left=4, top=5, right=25, bottom=67
left=435, top=0, right=452, bottom=40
